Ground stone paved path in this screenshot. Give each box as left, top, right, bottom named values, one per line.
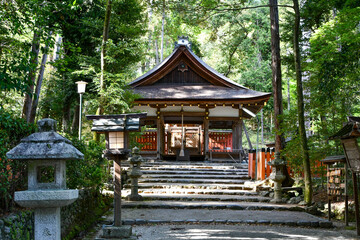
left=82, top=159, right=358, bottom=239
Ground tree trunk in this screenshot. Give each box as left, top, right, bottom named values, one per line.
left=155, top=39, right=159, bottom=65
left=261, top=109, right=264, bottom=145
left=29, top=31, right=52, bottom=124
left=269, top=0, right=293, bottom=187
left=71, top=103, right=80, bottom=135
left=146, top=0, right=153, bottom=70
left=95, top=0, right=112, bottom=141
left=22, top=31, right=40, bottom=122
left=269, top=0, right=285, bottom=152
left=62, top=95, right=72, bottom=133
left=293, top=0, right=313, bottom=205
left=287, top=76, right=291, bottom=111
left=160, top=0, right=165, bottom=62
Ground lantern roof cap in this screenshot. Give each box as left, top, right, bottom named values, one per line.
left=6, top=118, right=84, bottom=161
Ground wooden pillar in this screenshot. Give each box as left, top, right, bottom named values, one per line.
left=232, top=122, right=238, bottom=151
left=160, top=116, right=165, bottom=156
left=238, top=120, right=243, bottom=161
left=204, top=118, right=209, bottom=161
left=114, top=155, right=122, bottom=226
left=156, top=117, right=161, bottom=159
left=166, top=128, right=171, bottom=155
left=198, top=126, right=202, bottom=154
left=353, top=172, right=360, bottom=236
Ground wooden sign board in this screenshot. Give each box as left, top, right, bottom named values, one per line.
left=342, top=138, right=360, bottom=173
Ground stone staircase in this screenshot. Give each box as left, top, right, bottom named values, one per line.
left=119, top=160, right=332, bottom=228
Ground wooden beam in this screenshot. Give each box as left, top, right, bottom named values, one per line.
left=161, top=111, right=205, bottom=117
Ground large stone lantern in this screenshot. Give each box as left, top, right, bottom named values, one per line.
left=6, top=118, right=83, bottom=240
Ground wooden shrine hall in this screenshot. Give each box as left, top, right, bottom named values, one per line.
left=130, top=36, right=271, bottom=161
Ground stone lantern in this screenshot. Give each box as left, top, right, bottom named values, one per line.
left=126, top=147, right=144, bottom=201
left=6, top=118, right=83, bottom=240
left=268, top=152, right=286, bottom=203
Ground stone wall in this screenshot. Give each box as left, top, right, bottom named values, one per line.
left=0, top=211, right=34, bottom=240
left=0, top=189, right=111, bottom=240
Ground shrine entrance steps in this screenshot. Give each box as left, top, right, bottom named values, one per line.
left=120, top=160, right=332, bottom=228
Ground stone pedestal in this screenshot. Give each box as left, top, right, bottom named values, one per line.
left=101, top=225, right=132, bottom=239
left=34, top=208, right=61, bottom=240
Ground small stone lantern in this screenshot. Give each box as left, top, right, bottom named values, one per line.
left=268, top=152, right=286, bottom=203
left=126, top=147, right=144, bottom=201
left=6, top=119, right=83, bottom=240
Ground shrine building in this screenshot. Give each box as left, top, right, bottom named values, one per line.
left=130, top=36, right=271, bottom=161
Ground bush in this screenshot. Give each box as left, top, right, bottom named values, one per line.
left=64, top=135, right=108, bottom=191
left=0, top=111, right=36, bottom=212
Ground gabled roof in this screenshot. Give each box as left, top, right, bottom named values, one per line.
left=129, top=38, right=271, bottom=110
left=130, top=44, right=250, bottom=90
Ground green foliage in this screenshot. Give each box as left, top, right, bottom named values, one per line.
left=64, top=135, right=108, bottom=191
left=0, top=110, right=36, bottom=212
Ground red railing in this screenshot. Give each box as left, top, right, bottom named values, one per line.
left=209, top=132, right=232, bottom=152
left=136, top=131, right=157, bottom=151
left=248, top=148, right=296, bottom=180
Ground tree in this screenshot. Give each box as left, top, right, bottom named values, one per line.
left=293, top=0, right=312, bottom=205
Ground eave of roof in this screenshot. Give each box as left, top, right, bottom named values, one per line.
left=132, top=85, right=271, bottom=101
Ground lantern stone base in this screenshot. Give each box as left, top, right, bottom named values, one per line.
left=34, top=208, right=61, bottom=240
left=125, top=194, right=143, bottom=201
left=101, top=225, right=132, bottom=239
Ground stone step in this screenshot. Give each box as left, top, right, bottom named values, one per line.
left=138, top=178, right=247, bottom=184
left=142, top=169, right=248, bottom=175
left=141, top=174, right=250, bottom=180
left=121, top=193, right=270, bottom=203
left=122, top=188, right=258, bottom=196
left=121, top=200, right=305, bottom=212
left=124, top=182, right=253, bottom=190
left=142, top=161, right=247, bottom=166
left=118, top=209, right=332, bottom=228
left=141, top=167, right=247, bottom=172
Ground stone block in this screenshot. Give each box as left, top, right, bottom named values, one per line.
left=135, top=219, right=147, bottom=225
left=257, top=220, right=270, bottom=224
left=199, top=219, right=214, bottom=223
left=228, top=220, right=242, bottom=223
left=244, top=220, right=256, bottom=224
left=319, top=221, right=333, bottom=228
left=297, top=221, right=311, bottom=227
left=310, top=221, right=319, bottom=227
left=101, top=225, right=132, bottom=238
left=123, top=219, right=135, bottom=225
left=186, top=219, right=197, bottom=223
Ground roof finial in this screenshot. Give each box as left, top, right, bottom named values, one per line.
left=174, top=36, right=191, bottom=50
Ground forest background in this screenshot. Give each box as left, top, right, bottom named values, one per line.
left=1, top=0, right=359, bottom=211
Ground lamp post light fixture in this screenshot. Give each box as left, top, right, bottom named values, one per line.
left=76, top=81, right=88, bottom=140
